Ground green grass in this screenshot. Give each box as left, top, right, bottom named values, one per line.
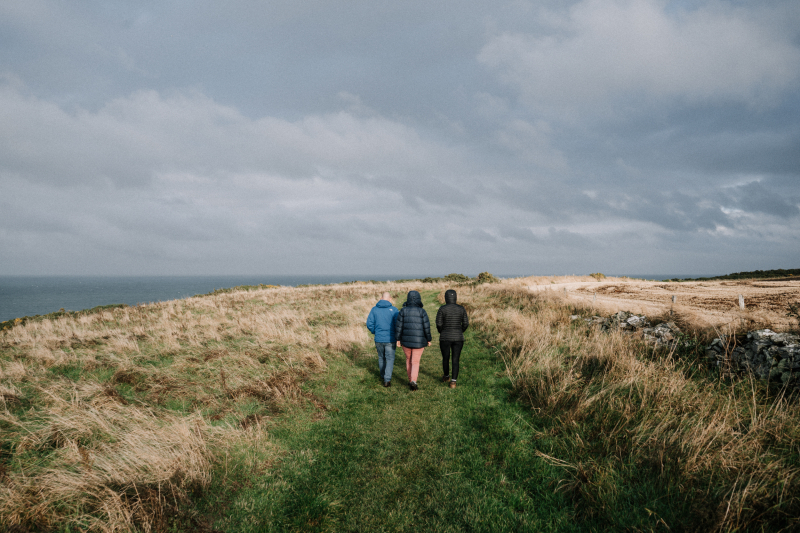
left=201, top=290, right=578, bottom=532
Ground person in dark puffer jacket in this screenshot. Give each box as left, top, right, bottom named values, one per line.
left=435, top=289, right=469, bottom=388
left=395, top=290, right=432, bottom=391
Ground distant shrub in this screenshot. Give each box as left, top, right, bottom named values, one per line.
left=476, top=272, right=500, bottom=284
left=419, top=273, right=494, bottom=284
left=589, top=273, right=606, bottom=281
left=672, top=268, right=800, bottom=282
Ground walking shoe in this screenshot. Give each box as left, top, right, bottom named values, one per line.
left=441, top=375, right=450, bottom=382
left=410, top=381, right=418, bottom=391
left=449, top=381, right=456, bottom=389
left=383, top=381, right=391, bottom=387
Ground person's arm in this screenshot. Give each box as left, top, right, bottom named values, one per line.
left=391, top=308, right=399, bottom=343
left=435, top=307, right=443, bottom=332
left=366, top=309, right=376, bottom=334
left=423, top=310, right=432, bottom=344
left=395, top=309, right=404, bottom=346
left=461, top=306, right=469, bottom=332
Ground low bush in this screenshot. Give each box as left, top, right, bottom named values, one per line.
left=475, top=271, right=500, bottom=284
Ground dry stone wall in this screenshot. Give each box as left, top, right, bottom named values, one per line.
left=705, top=330, right=800, bottom=389
left=572, top=311, right=686, bottom=349
left=575, top=311, right=800, bottom=389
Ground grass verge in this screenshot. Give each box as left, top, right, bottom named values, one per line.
left=469, top=286, right=800, bottom=531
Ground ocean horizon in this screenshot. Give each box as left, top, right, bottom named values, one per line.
left=0, top=273, right=711, bottom=323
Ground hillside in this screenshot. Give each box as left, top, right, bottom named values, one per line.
left=1, top=278, right=798, bottom=531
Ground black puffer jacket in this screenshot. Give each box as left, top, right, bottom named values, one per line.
left=435, top=290, right=469, bottom=342
left=395, top=291, right=432, bottom=349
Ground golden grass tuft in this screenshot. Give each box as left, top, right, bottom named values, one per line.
left=1, top=397, right=217, bottom=532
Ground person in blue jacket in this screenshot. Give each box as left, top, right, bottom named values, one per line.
left=366, top=292, right=399, bottom=387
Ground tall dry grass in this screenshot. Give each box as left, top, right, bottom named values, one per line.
left=0, top=281, right=441, bottom=531
left=468, top=285, right=800, bottom=531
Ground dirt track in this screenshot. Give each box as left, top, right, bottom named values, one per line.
left=524, top=278, right=800, bottom=331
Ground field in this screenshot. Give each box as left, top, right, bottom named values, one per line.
left=516, top=275, right=800, bottom=332
left=1, top=277, right=799, bottom=532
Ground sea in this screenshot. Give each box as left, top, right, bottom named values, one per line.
left=0, top=274, right=709, bottom=323
left=0, top=275, right=398, bottom=323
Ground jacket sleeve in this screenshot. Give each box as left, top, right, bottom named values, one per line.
left=423, top=310, right=432, bottom=342
left=366, top=308, right=376, bottom=334
left=461, top=307, right=469, bottom=332
left=435, top=307, right=443, bottom=332
left=395, top=309, right=404, bottom=341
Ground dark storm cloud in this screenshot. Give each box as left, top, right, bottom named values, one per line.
left=727, top=181, right=800, bottom=219
left=623, top=193, right=731, bottom=232
left=1, top=0, right=799, bottom=276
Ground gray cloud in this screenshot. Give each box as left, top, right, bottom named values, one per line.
left=478, top=0, right=800, bottom=113
left=726, top=181, right=800, bottom=218
left=1, top=0, right=799, bottom=277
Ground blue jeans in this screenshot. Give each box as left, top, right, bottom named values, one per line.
left=375, top=342, right=396, bottom=382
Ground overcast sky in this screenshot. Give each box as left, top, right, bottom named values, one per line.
left=1, top=0, right=799, bottom=277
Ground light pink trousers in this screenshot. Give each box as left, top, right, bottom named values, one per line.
left=402, top=346, right=425, bottom=382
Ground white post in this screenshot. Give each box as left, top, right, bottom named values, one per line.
left=672, top=295, right=676, bottom=304
left=739, top=295, right=745, bottom=310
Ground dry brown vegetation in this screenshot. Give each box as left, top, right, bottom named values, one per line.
left=510, top=276, right=800, bottom=332
left=0, top=281, right=440, bottom=532
left=467, top=285, right=800, bottom=530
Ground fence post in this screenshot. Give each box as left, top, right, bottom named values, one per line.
left=739, top=295, right=745, bottom=310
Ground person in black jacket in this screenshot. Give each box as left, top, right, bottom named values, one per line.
left=395, top=290, right=432, bottom=391
left=435, top=289, right=469, bottom=389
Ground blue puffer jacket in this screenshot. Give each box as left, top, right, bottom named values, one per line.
left=395, top=291, right=432, bottom=349
left=366, top=299, right=399, bottom=343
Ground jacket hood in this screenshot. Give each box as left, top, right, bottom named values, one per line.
left=444, top=290, right=457, bottom=304
left=403, top=291, right=423, bottom=308
left=376, top=299, right=394, bottom=308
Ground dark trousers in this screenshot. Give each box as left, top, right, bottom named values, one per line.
left=440, top=340, right=464, bottom=380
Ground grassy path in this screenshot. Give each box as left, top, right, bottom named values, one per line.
left=211, top=291, right=576, bottom=532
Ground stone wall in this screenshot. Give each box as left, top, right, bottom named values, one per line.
left=705, top=330, right=800, bottom=389
left=575, top=311, right=800, bottom=389
left=572, top=310, right=686, bottom=349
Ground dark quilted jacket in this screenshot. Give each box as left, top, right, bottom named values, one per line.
left=436, top=290, right=469, bottom=342
left=395, top=291, right=432, bottom=348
